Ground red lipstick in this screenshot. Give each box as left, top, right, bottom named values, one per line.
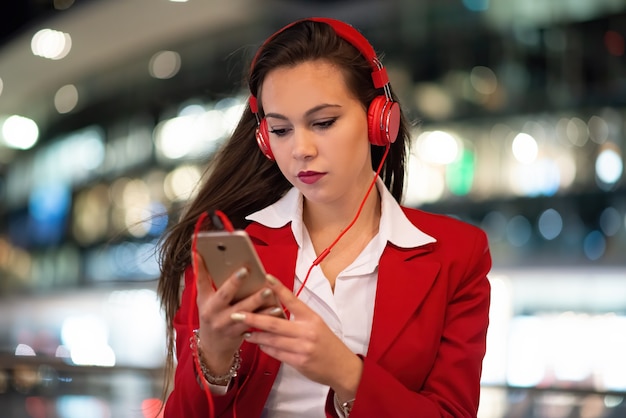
left=297, top=171, right=325, bottom=185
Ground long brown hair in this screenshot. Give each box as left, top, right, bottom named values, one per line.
left=157, top=18, right=411, bottom=393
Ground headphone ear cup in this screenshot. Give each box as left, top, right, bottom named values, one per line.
left=367, top=96, right=401, bottom=146
left=255, top=118, right=275, bottom=160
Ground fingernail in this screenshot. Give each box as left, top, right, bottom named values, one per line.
left=268, top=306, right=284, bottom=316
left=231, top=312, right=246, bottom=321
left=261, top=288, right=272, bottom=298
left=243, top=332, right=252, bottom=339
left=236, top=267, right=248, bottom=280
left=266, top=274, right=278, bottom=285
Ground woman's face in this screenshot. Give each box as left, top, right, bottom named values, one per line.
left=260, top=60, right=373, bottom=208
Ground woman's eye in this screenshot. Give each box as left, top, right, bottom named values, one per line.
left=314, top=118, right=337, bottom=129
left=268, top=128, right=289, bottom=136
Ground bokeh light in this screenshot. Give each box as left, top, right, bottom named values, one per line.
left=446, top=148, right=475, bottom=196
left=583, top=230, right=606, bottom=261
left=538, top=208, right=563, bottom=240
left=149, top=50, right=181, bottom=79
left=470, top=66, right=498, bottom=95
left=588, top=115, right=609, bottom=144
left=55, top=84, right=79, bottom=114
left=164, top=165, right=202, bottom=202
left=604, top=30, right=625, bottom=56
left=1, top=115, right=39, bottom=150
left=413, top=82, right=455, bottom=120
left=600, top=207, right=622, bottom=236
left=511, top=133, right=538, bottom=164
left=72, top=184, right=110, bottom=245
left=415, top=130, right=460, bottom=165
left=595, top=146, right=623, bottom=188
left=506, top=215, right=532, bottom=247
left=31, top=28, right=72, bottom=60
left=481, top=211, right=508, bottom=243
left=404, top=154, right=445, bottom=205
left=565, top=117, right=589, bottom=147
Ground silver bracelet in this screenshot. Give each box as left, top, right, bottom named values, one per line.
left=190, top=329, right=241, bottom=386
left=334, top=392, right=355, bottom=417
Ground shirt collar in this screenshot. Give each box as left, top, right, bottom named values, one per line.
left=245, top=176, right=436, bottom=249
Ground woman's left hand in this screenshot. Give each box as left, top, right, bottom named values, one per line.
left=231, top=274, right=363, bottom=397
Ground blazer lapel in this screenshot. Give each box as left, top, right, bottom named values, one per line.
left=367, top=243, right=440, bottom=361
left=247, top=223, right=298, bottom=292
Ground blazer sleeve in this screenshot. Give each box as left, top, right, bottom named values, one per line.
left=326, top=227, right=492, bottom=418
left=163, top=266, right=244, bottom=418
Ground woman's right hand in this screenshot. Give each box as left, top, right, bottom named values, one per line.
left=192, top=250, right=276, bottom=375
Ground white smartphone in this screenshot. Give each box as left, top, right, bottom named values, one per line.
left=195, top=230, right=283, bottom=314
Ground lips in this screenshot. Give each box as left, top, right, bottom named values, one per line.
left=297, top=171, right=326, bottom=185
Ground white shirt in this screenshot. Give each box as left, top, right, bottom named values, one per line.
left=246, top=177, right=435, bottom=418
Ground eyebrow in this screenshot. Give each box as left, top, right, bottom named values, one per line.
left=264, top=103, right=342, bottom=120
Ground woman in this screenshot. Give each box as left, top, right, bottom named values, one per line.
left=158, top=17, right=491, bottom=418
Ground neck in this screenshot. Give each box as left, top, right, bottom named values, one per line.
left=303, top=182, right=381, bottom=284
left=303, top=180, right=381, bottom=249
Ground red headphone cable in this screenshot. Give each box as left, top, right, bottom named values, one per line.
left=294, top=143, right=390, bottom=298
left=188, top=210, right=235, bottom=418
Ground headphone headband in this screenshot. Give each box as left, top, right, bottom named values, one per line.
left=249, top=17, right=390, bottom=113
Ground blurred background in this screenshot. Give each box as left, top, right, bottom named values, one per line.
left=0, top=0, right=625, bottom=417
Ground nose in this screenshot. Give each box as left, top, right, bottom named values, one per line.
left=291, top=128, right=317, bottom=160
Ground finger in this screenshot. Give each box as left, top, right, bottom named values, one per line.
left=231, top=311, right=299, bottom=338
left=193, top=251, right=215, bottom=295
left=231, top=287, right=284, bottom=317
left=253, top=305, right=287, bottom=319
left=265, top=274, right=306, bottom=316
left=211, top=267, right=248, bottom=307
left=244, top=331, right=304, bottom=354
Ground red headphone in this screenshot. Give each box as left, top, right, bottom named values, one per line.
left=248, top=17, right=400, bottom=161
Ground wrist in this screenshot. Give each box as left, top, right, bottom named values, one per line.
left=195, top=330, right=240, bottom=374
left=332, top=353, right=362, bottom=403
left=190, top=329, right=241, bottom=386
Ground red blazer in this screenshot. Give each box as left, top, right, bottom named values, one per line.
left=165, top=207, right=491, bottom=418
